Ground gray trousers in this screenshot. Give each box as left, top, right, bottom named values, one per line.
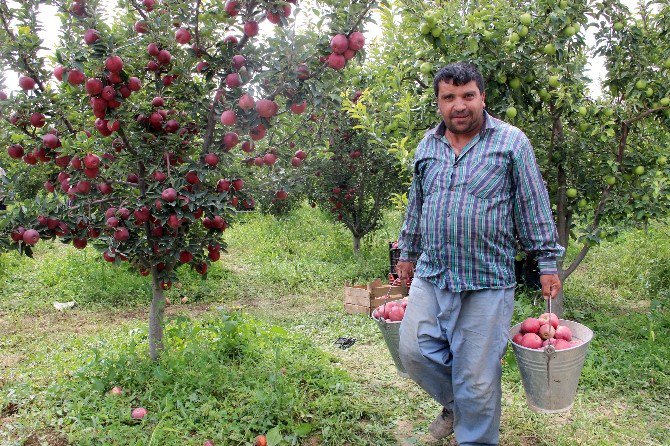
left=398, top=277, right=515, bottom=446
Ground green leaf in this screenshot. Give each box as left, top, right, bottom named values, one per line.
left=266, top=426, right=282, bottom=446
left=293, top=423, right=313, bottom=436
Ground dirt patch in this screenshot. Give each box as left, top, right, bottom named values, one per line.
left=23, top=428, right=69, bottom=446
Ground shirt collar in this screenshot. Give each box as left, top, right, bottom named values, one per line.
left=431, top=110, right=498, bottom=139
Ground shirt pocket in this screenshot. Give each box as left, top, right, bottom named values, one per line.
left=466, top=162, right=509, bottom=200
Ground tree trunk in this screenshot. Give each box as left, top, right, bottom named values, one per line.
left=149, top=266, right=166, bottom=361
left=553, top=258, right=566, bottom=318
left=353, top=235, right=361, bottom=253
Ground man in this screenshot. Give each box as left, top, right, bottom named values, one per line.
left=396, top=62, right=564, bottom=446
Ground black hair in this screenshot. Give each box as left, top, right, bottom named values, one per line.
left=433, top=62, right=485, bottom=97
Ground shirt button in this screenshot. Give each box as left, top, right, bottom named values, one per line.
left=449, top=186, right=455, bottom=191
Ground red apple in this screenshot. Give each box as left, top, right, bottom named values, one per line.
left=554, top=325, right=572, bottom=341
left=225, top=0, right=240, bottom=16
left=348, top=31, right=365, bottom=51
left=43, top=133, right=59, bottom=149
left=226, top=73, right=242, bottom=88
left=539, top=312, right=560, bottom=329
left=157, top=49, right=172, bottom=65
left=131, top=407, right=148, bottom=419
left=220, top=110, right=237, bottom=126
left=161, top=188, right=178, bottom=202
left=538, top=323, right=556, bottom=340
left=243, top=20, right=259, bottom=36
left=84, top=28, right=99, bottom=45
left=255, top=99, right=278, bottom=118
left=22, top=229, right=40, bottom=245
left=290, top=100, right=306, bottom=114
left=83, top=153, right=100, bottom=169
left=223, top=132, right=239, bottom=149
left=327, top=53, right=346, bottom=70
left=554, top=339, right=572, bottom=350
left=238, top=94, right=255, bottom=111
left=520, top=317, right=541, bottom=334
left=330, top=34, right=349, bottom=54
left=204, top=153, right=219, bottom=166
left=134, top=21, right=149, bottom=34
left=175, top=27, right=191, bottom=44
left=105, top=55, right=123, bottom=73
left=7, top=144, right=24, bottom=159
left=520, top=333, right=543, bottom=349
left=18, top=76, right=36, bottom=90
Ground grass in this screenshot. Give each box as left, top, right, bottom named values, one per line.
left=1, top=203, right=669, bottom=445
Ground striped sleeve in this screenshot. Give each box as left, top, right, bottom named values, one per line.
left=511, top=134, right=565, bottom=274
left=397, top=160, right=423, bottom=263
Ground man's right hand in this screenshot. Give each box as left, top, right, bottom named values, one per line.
left=396, top=261, right=415, bottom=279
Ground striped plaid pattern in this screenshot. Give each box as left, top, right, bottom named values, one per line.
left=398, top=112, right=564, bottom=291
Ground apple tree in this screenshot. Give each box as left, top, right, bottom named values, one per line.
left=361, top=0, right=670, bottom=315
left=0, top=0, right=376, bottom=359
left=301, top=90, right=405, bottom=252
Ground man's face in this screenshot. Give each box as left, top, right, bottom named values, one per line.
left=436, top=80, right=486, bottom=136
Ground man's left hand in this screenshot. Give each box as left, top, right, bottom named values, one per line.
left=540, top=274, right=562, bottom=300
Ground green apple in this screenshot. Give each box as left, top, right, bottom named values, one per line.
left=520, top=13, right=532, bottom=26
left=519, top=26, right=529, bottom=37
left=539, top=88, right=550, bottom=101
left=646, top=87, right=654, bottom=97
left=578, top=199, right=588, bottom=208
left=506, top=106, right=518, bottom=119
left=579, top=122, right=589, bottom=132
left=509, top=78, right=521, bottom=89
left=508, top=32, right=520, bottom=44
left=548, top=75, right=560, bottom=88
left=634, top=165, right=645, bottom=175
left=605, top=175, right=616, bottom=186
left=559, top=0, right=568, bottom=8
left=635, top=79, right=647, bottom=90
left=660, top=97, right=670, bottom=106
left=664, top=58, right=670, bottom=69
left=578, top=106, right=587, bottom=116
left=564, top=26, right=576, bottom=36
left=419, top=62, right=432, bottom=74
left=496, top=73, right=508, bottom=84
left=603, top=108, right=614, bottom=117
left=566, top=188, right=578, bottom=198
left=544, top=43, right=557, bottom=56
left=420, top=23, right=432, bottom=35
left=431, top=27, right=442, bottom=38
left=613, top=22, right=624, bottom=31
left=657, top=156, right=667, bottom=165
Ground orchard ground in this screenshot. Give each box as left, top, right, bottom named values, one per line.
left=1, top=204, right=669, bottom=445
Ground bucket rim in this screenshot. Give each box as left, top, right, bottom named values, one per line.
left=510, top=318, right=593, bottom=352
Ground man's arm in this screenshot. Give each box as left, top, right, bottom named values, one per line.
left=396, top=164, right=423, bottom=278
left=511, top=134, right=565, bottom=299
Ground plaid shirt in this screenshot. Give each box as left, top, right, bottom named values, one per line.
left=398, top=112, right=564, bottom=291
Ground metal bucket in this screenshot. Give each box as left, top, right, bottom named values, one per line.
left=373, top=314, right=409, bottom=378
left=510, top=319, right=593, bottom=413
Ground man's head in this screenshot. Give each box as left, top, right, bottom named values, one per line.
left=433, top=62, right=485, bottom=97
left=434, top=62, right=487, bottom=137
